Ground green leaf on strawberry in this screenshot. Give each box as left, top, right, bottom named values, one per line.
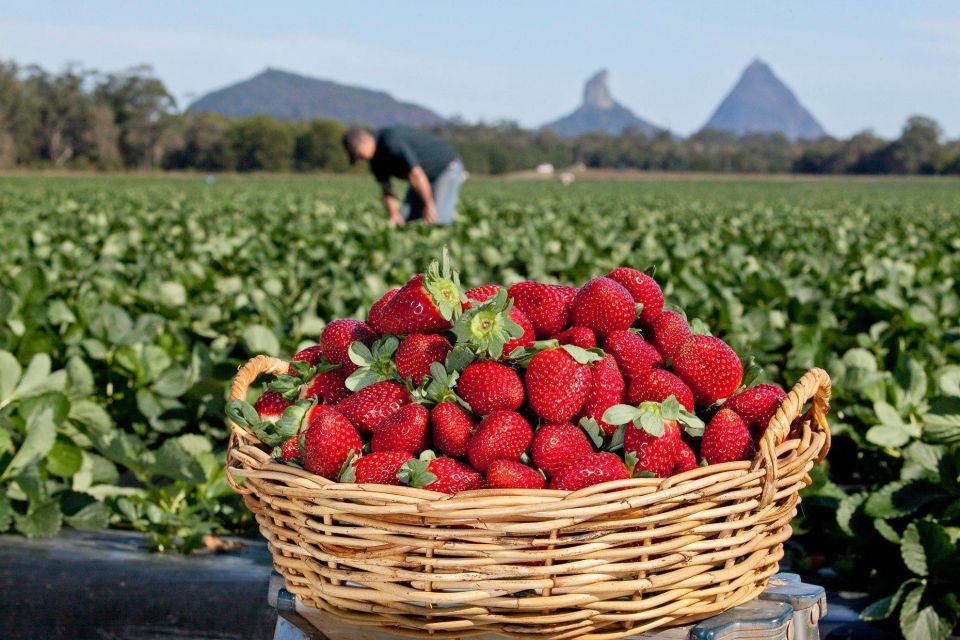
left=560, top=344, right=604, bottom=365
left=579, top=417, right=606, bottom=449
left=396, top=456, right=438, bottom=488
left=452, top=289, right=524, bottom=360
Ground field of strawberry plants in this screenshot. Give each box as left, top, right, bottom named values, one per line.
left=1, top=174, right=958, bottom=637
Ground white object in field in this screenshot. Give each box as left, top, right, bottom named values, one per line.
left=560, top=172, right=575, bottom=185
left=535, top=163, right=554, bottom=174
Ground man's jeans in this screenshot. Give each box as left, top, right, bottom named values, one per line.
left=402, top=159, right=464, bottom=225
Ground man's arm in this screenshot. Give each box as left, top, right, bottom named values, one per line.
left=380, top=181, right=405, bottom=226
left=408, top=166, right=437, bottom=224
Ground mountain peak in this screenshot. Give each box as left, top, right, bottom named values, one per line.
left=701, top=59, right=825, bottom=141
left=542, top=69, right=662, bottom=138
left=583, top=69, right=614, bottom=109
left=189, top=67, right=444, bottom=128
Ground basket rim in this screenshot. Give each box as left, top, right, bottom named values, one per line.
left=225, top=357, right=831, bottom=504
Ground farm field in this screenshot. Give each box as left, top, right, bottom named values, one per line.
left=0, top=174, right=958, bottom=632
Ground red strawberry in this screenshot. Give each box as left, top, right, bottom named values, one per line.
left=553, top=327, right=597, bottom=349
left=571, top=277, right=636, bottom=338
left=352, top=451, right=414, bottom=485
left=624, top=420, right=680, bottom=478
left=280, top=436, right=301, bottom=462
left=508, top=281, right=575, bottom=338
left=702, top=408, right=754, bottom=464
left=464, top=284, right=503, bottom=307
left=288, top=344, right=326, bottom=373
left=604, top=330, right=664, bottom=381
left=487, top=460, right=545, bottom=489
left=649, top=310, right=690, bottom=360
left=371, top=404, right=431, bottom=454
left=431, top=402, right=477, bottom=458
left=531, top=423, right=595, bottom=477
left=556, top=284, right=579, bottom=305
left=581, top=354, right=626, bottom=435
left=724, top=385, right=786, bottom=438
left=301, top=368, right=351, bottom=404
left=377, top=255, right=464, bottom=334
left=456, top=361, right=524, bottom=415
left=301, top=408, right=362, bottom=479
left=525, top=347, right=594, bottom=423
left=549, top=452, right=630, bottom=491
left=336, top=381, right=410, bottom=433
left=321, top=319, right=378, bottom=374
left=254, top=390, right=291, bottom=422
left=626, top=368, right=695, bottom=412
left=395, top=333, right=452, bottom=385
left=367, top=288, right=399, bottom=334
left=607, top=267, right=664, bottom=326
left=400, top=457, right=485, bottom=494
left=467, top=411, right=533, bottom=473
left=505, top=307, right=536, bottom=356
left=673, top=441, right=698, bottom=474
left=672, top=335, right=743, bottom=406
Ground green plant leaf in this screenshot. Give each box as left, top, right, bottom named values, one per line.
left=0, top=350, right=22, bottom=403
left=13, top=499, right=62, bottom=538
left=923, top=397, right=960, bottom=444
left=901, top=519, right=954, bottom=577
left=153, top=439, right=206, bottom=483
left=602, top=404, right=641, bottom=426
left=242, top=325, right=280, bottom=355
left=861, top=579, right=918, bottom=621
left=1, top=405, right=57, bottom=481
left=899, top=584, right=951, bottom=640
left=0, top=494, right=11, bottom=532
left=836, top=492, right=868, bottom=537
left=64, top=501, right=111, bottom=531
left=47, top=439, right=83, bottom=478
left=867, top=424, right=912, bottom=448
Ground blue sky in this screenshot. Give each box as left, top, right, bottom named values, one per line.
left=2, top=1, right=959, bottom=138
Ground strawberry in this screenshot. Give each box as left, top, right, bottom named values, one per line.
left=701, top=408, right=754, bottom=464
left=649, top=310, right=690, bottom=360
left=280, top=436, right=301, bottom=462
left=581, top=354, right=626, bottom=435
left=301, top=408, right=362, bottom=479
left=456, top=361, right=524, bottom=415
left=486, top=460, right=545, bottom=489
left=288, top=344, right=326, bottom=372
left=553, top=327, right=597, bottom=349
left=399, top=456, right=485, bottom=494
left=624, top=420, right=680, bottom=478
left=525, top=347, right=595, bottom=423
left=336, top=381, right=410, bottom=433
left=351, top=451, right=413, bottom=485
left=672, top=335, right=743, bottom=406
left=606, top=267, right=663, bottom=326
left=301, top=368, right=351, bottom=404
left=453, top=289, right=532, bottom=360
left=377, top=253, right=464, bottom=334
left=530, top=422, right=595, bottom=477
left=507, top=281, right=575, bottom=338
left=673, top=441, right=699, bottom=474
left=626, top=368, right=694, bottom=412
left=549, top=452, right=630, bottom=491
left=254, top=390, right=291, bottom=422
left=464, top=284, right=503, bottom=307
left=431, top=402, right=477, bottom=458
left=724, top=384, right=786, bottom=438
left=571, top=277, right=636, bottom=338
left=395, top=333, right=452, bottom=385
left=467, top=411, right=533, bottom=473
left=371, top=404, right=431, bottom=454
left=367, top=288, right=399, bottom=334
left=321, top=318, right=378, bottom=374
left=604, top=330, right=664, bottom=381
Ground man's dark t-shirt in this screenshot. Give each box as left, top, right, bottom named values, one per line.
left=370, top=126, right=458, bottom=193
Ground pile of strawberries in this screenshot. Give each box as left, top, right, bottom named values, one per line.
left=228, top=253, right=788, bottom=494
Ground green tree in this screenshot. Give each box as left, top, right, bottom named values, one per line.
left=294, top=119, right=349, bottom=171
left=227, top=115, right=295, bottom=172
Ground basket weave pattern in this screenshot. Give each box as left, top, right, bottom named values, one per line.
left=227, top=357, right=831, bottom=639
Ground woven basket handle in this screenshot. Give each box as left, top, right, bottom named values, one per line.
left=224, top=355, right=290, bottom=494
left=753, top=367, right=832, bottom=507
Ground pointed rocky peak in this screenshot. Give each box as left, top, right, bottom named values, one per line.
left=583, top=69, right=614, bottom=110
left=701, top=58, right=826, bottom=141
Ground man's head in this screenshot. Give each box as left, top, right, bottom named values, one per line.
left=342, top=127, right=376, bottom=164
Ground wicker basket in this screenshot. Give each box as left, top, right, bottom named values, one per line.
left=226, top=356, right=831, bottom=639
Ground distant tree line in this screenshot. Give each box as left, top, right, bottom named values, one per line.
left=2, top=61, right=959, bottom=175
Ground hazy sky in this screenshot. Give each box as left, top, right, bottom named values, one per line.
left=2, top=1, right=959, bottom=138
